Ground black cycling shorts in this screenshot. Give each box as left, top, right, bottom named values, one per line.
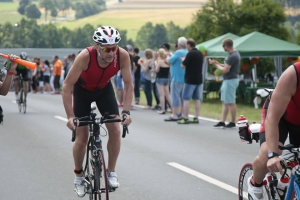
left=260, top=95, right=300, bottom=147
left=16, top=68, right=29, bottom=81
left=73, top=81, right=119, bottom=119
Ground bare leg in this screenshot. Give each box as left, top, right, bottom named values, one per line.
left=229, top=103, right=237, bottom=123
left=106, top=122, right=121, bottom=172
left=194, top=99, right=201, bottom=118
left=156, top=84, right=165, bottom=111
left=182, top=100, right=190, bottom=118
left=164, top=86, right=172, bottom=107
left=73, top=126, right=89, bottom=177
left=221, top=102, right=229, bottom=122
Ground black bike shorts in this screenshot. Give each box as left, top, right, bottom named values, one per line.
left=16, top=68, right=29, bottom=81
left=73, top=81, right=119, bottom=118
left=260, top=96, right=300, bottom=147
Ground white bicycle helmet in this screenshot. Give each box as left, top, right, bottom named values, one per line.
left=20, top=52, right=27, bottom=60
left=92, top=26, right=121, bottom=45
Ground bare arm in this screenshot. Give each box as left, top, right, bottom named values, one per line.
left=266, top=65, right=296, bottom=173
left=62, top=49, right=89, bottom=121
left=266, top=66, right=296, bottom=152
left=0, top=55, right=19, bottom=96
left=120, top=48, right=133, bottom=112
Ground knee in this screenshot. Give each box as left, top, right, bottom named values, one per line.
left=75, top=139, right=88, bottom=149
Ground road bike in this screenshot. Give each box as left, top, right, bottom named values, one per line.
left=238, top=124, right=300, bottom=200
left=16, top=74, right=26, bottom=114
left=72, top=103, right=128, bottom=200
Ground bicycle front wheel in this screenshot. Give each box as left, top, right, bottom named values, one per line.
left=289, top=189, right=299, bottom=200
left=94, top=150, right=109, bottom=200
left=238, top=163, right=270, bottom=200
left=18, top=89, right=24, bottom=113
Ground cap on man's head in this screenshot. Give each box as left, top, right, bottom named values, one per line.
left=161, top=43, right=170, bottom=50
left=126, top=45, right=133, bottom=51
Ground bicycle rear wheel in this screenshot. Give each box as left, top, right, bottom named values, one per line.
left=18, top=89, right=24, bottom=113
left=238, top=163, right=270, bottom=200
left=94, top=150, right=109, bottom=200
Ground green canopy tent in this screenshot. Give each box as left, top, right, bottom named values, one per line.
left=206, top=31, right=300, bottom=81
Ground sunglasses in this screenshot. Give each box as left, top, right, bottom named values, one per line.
left=99, top=45, right=118, bottom=53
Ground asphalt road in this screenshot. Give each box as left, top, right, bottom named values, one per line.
left=0, top=92, right=260, bottom=200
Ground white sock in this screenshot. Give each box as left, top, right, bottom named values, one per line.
left=74, top=176, right=85, bottom=185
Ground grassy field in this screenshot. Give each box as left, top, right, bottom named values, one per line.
left=0, top=1, right=199, bottom=41
left=56, top=8, right=198, bottom=40
left=138, top=91, right=262, bottom=124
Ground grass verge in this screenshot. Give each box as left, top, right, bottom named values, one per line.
left=137, top=90, right=262, bottom=123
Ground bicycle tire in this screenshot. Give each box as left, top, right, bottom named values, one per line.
left=289, top=189, right=298, bottom=200
left=238, top=163, right=270, bottom=200
left=18, top=89, right=24, bottom=113
left=94, top=150, right=109, bottom=200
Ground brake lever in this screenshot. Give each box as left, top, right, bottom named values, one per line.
left=122, top=114, right=129, bottom=138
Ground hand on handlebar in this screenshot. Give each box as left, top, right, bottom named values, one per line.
left=121, top=113, right=131, bottom=126
left=67, top=117, right=79, bottom=131
left=267, top=156, right=283, bottom=175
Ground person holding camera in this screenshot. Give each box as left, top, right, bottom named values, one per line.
left=1, top=54, right=19, bottom=96
left=208, top=38, right=241, bottom=128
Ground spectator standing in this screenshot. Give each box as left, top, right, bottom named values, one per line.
left=161, top=43, right=172, bottom=58
left=36, top=58, right=44, bottom=93
left=164, top=37, right=188, bottom=121
left=152, top=48, right=171, bottom=114
left=52, top=55, right=63, bottom=94
left=133, top=47, right=141, bottom=104
left=209, top=38, right=241, bottom=128
left=151, top=51, right=161, bottom=111
left=177, top=39, right=203, bottom=124
left=43, top=60, right=51, bottom=93
left=138, top=49, right=155, bottom=109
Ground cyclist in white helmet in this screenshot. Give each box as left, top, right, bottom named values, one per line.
left=62, top=26, right=133, bottom=198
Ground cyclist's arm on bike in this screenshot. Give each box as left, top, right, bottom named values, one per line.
left=62, top=50, right=89, bottom=130
left=0, top=55, right=18, bottom=96
left=266, top=65, right=296, bottom=172
left=119, top=48, right=133, bottom=126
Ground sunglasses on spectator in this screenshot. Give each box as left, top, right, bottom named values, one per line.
left=99, top=45, right=118, bottom=53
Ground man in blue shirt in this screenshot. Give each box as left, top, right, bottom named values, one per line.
left=164, top=37, right=188, bottom=121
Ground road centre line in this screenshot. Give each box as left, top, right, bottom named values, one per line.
left=167, top=162, right=238, bottom=195
left=54, top=115, right=68, bottom=122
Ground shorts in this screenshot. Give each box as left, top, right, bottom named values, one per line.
left=16, top=68, right=29, bottom=81
left=220, top=78, right=239, bottom=104
left=156, top=78, right=169, bottom=86
left=259, top=96, right=300, bottom=147
left=116, top=76, right=123, bottom=89
left=73, top=81, right=119, bottom=119
left=171, top=81, right=183, bottom=107
left=44, top=75, right=50, bottom=84
left=182, top=83, right=203, bottom=100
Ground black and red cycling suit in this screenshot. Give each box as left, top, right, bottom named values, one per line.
left=73, top=46, right=121, bottom=118
left=260, top=62, right=300, bottom=147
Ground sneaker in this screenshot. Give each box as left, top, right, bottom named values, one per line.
left=164, top=116, right=178, bottom=122
left=108, top=171, right=119, bottom=188
left=152, top=105, right=161, bottom=111
left=247, top=177, right=263, bottom=200
left=158, top=110, right=166, bottom=114
left=177, top=118, right=190, bottom=124
left=225, top=122, right=236, bottom=128
left=213, top=121, right=225, bottom=128
left=189, top=118, right=199, bottom=124
left=74, top=177, right=86, bottom=198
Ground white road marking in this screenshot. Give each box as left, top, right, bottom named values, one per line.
left=167, top=162, right=238, bottom=195
left=54, top=115, right=68, bottom=122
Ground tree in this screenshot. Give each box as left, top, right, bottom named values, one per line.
left=39, top=0, right=57, bottom=23
left=25, top=4, right=41, bottom=19
left=297, top=31, right=300, bottom=45
left=58, top=26, right=72, bottom=47
left=135, top=22, right=154, bottom=50
left=57, top=0, right=71, bottom=17
left=236, top=0, right=289, bottom=40
left=165, top=21, right=187, bottom=45
left=186, top=0, right=239, bottom=44
left=18, top=0, right=31, bottom=15
left=51, top=8, right=58, bottom=20
left=148, top=24, right=168, bottom=49
left=42, top=23, right=62, bottom=48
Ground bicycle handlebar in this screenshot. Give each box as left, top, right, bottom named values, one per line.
left=278, top=144, right=300, bottom=179
left=71, top=114, right=129, bottom=142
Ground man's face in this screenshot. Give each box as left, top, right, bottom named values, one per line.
left=97, top=44, right=118, bottom=63
left=222, top=43, right=228, bottom=52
